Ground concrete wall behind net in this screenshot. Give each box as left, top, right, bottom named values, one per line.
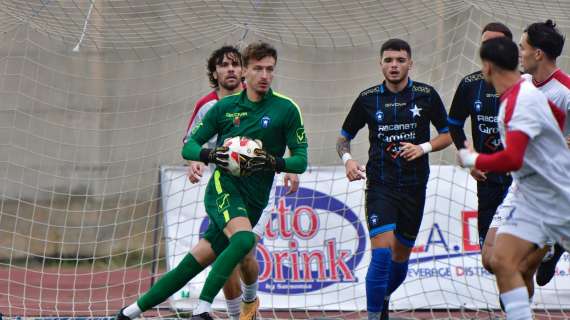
left=0, top=1, right=568, bottom=259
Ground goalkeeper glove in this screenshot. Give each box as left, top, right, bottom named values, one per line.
left=199, top=146, right=230, bottom=169
left=241, top=148, right=285, bottom=175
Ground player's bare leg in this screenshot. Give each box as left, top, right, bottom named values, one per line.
left=490, top=233, right=536, bottom=320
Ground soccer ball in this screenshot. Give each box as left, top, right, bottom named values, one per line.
left=223, top=136, right=262, bottom=176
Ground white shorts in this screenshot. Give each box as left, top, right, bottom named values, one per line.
left=252, top=209, right=271, bottom=238
left=495, top=201, right=550, bottom=247
left=489, top=183, right=517, bottom=229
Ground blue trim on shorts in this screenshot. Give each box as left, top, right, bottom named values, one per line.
left=369, top=223, right=396, bottom=238
left=395, top=232, right=415, bottom=248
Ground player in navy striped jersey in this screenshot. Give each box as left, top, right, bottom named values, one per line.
left=447, top=22, right=514, bottom=268
left=337, top=39, right=452, bottom=320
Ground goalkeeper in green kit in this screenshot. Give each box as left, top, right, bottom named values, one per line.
left=115, top=41, right=307, bottom=320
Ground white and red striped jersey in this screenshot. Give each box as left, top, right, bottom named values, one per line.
left=498, top=79, right=570, bottom=225
left=183, top=90, right=218, bottom=147
left=523, top=69, right=570, bottom=135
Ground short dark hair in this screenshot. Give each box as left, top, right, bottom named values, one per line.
left=380, top=38, right=412, bottom=58
left=481, top=22, right=512, bottom=40
left=524, top=19, right=565, bottom=60
left=480, top=37, right=519, bottom=71
left=207, top=46, right=242, bottom=88
left=242, top=42, right=278, bottom=66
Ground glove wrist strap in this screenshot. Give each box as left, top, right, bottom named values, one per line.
left=274, top=157, right=285, bottom=172
left=199, top=148, right=213, bottom=164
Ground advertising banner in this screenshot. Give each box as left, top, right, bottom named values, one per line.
left=160, top=165, right=570, bottom=311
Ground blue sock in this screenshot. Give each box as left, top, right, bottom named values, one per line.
left=387, top=259, right=409, bottom=295
left=366, top=248, right=392, bottom=313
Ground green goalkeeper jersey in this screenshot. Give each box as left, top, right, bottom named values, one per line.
left=182, top=88, right=308, bottom=209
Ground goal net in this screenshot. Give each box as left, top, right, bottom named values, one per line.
left=0, top=1, right=569, bottom=318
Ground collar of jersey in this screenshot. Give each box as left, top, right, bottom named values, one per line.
left=379, top=78, right=413, bottom=95
left=238, top=88, right=273, bottom=108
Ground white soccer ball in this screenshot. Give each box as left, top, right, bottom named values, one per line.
left=223, top=136, right=262, bottom=176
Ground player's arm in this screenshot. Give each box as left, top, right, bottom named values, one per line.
left=447, top=80, right=471, bottom=150
left=280, top=105, right=308, bottom=174
left=181, top=105, right=223, bottom=163
left=458, top=131, right=529, bottom=172
left=337, top=95, right=366, bottom=181
left=400, top=89, right=452, bottom=161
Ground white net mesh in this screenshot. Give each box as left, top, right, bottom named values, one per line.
left=0, top=0, right=569, bottom=318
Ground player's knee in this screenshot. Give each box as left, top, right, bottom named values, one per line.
left=481, top=251, right=494, bottom=273
left=230, top=231, right=256, bottom=256
left=489, top=252, right=515, bottom=275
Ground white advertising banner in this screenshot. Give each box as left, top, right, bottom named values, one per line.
left=160, top=165, right=570, bottom=311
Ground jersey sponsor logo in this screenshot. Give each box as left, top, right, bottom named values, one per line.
left=464, top=73, right=484, bottom=83
left=486, top=93, right=499, bottom=98
left=384, top=102, right=407, bottom=108
left=198, top=187, right=366, bottom=294
left=409, top=104, right=422, bottom=118
left=385, top=142, right=404, bottom=159
left=375, top=111, right=384, bottom=123
left=261, top=116, right=271, bottom=128
left=412, top=85, right=431, bottom=94
left=484, top=135, right=501, bottom=151
left=296, top=128, right=307, bottom=143
left=361, top=86, right=380, bottom=96
left=474, top=100, right=482, bottom=113
left=377, top=122, right=417, bottom=132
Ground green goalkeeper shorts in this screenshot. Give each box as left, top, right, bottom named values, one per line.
left=202, top=169, right=263, bottom=255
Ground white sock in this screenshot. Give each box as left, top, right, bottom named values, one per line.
left=226, top=296, right=242, bottom=319
left=123, top=302, right=142, bottom=319
left=242, top=281, right=258, bottom=302
left=193, top=300, right=212, bottom=315
left=500, top=287, right=532, bottom=320
left=367, top=311, right=381, bottom=320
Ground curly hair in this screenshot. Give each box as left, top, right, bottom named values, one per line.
left=207, top=46, right=242, bottom=88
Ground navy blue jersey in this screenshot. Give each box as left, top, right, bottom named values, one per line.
left=448, top=71, right=511, bottom=185
left=341, top=79, right=449, bottom=187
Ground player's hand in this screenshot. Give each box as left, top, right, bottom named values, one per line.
left=457, top=141, right=478, bottom=168
left=566, top=135, right=570, bottom=149
left=207, top=146, right=230, bottom=169
left=470, top=168, right=487, bottom=181
left=345, top=159, right=366, bottom=181
left=240, top=148, right=277, bottom=175
left=399, top=142, right=424, bottom=161
left=283, top=173, right=299, bottom=195
left=187, top=161, right=205, bottom=183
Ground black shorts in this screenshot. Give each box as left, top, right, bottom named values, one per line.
left=365, top=183, right=426, bottom=247
left=476, top=181, right=511, bottom=245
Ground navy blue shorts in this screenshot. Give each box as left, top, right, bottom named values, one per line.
left=365, top=183, right=426, bottom=247
left=476, top=181, right=511, bottom=246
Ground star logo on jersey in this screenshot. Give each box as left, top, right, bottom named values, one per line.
left=409, top=104, right=422, bottom=118
left=261, top=116, right=271, bottom=128
left=375, top=111, right=384, bottom=123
